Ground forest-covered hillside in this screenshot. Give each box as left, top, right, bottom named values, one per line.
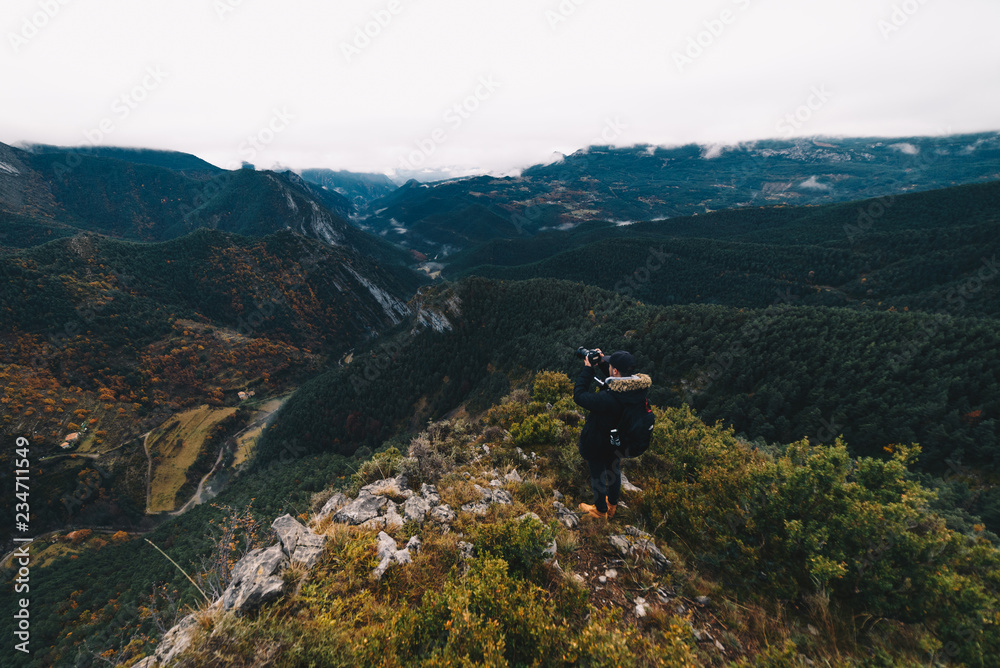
left=7, top=372, right=999, bottom=667
left=0, top=228, right=424, bottom=538
left=258, top=277, right=1000, bottom=532
left=445, top=180, right=1000, bottom=315
left=0, top=142, right=399, bottom=263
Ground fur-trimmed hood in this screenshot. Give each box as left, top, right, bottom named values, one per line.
left=605, top=373, right=652, bottom=393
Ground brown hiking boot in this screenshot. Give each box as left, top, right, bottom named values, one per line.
left=578, top=502, right=608, bottom=520
left=606, top=498, right=617, bottom=519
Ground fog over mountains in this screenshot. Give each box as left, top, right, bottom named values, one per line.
left=2, top=130, right=1000, bottom=667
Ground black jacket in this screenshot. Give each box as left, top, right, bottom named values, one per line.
left=573, top=366, right=652, bottom=460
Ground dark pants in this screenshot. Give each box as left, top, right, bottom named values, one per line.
left=587, top=453, right=621, bottom=513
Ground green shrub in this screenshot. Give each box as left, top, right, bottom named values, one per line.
left=348, top=447, right=405, bottom=494
left=473, top=517, right=557, bottom=579
left=510, top=413, right=564, bottom=448
left=393, top=556, right=568, bottom=666
left=635, top=406, right=1000, bottom=667
left=531, top=370, right=573, bottom=404
left=483, top=400, right=528, bottom=429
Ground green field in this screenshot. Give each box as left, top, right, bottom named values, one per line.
left=147, top=405, right=236, bottom=513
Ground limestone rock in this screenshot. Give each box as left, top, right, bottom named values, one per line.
left=375, top=531, right=399, bottom=563
left=316, top=492, right=348, bottom=522
left=136, top=609, right=203, bottom=667
left=430, top=503, right=456, bottom=525
left=406, top=535, right=422, bottom=554
left=542, top=539, right=557, bottom=562
left=621, top=473, right=642, bottom=494
left=403, top=495, right=431, bottom=523
left=517, top=512, right=541, bottom=523
left=610, top=526, right=672, bottom=573
left=461, top=501, right=491, bottom=516
left=461, top=485, right=511, bottom=514
left=383, top=501, right=405, bottom=530
left=360, top=474, right=413, bottom=499
left=634, top=597, right=648, bottom=618
left=272, top=514, right=326, bottom=569
left=420, top=483, right=441, bottom=507
left=333, top=493, right=387, bottom=525
left=505, top=469, right=522, bottom=484
left=372, top=531, right=418, bottom=580
left=553, top=500, right=579, bottom=529
left=457, top=541, right=474, bottom=560
left=491, top=489, right=513, bottom=505
left=222, top=544, right=286, bottom=613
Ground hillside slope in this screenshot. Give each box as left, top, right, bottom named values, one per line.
left=446, top=180, right=1000, bottom=315
left=0, top=142, right=406, bottom=267
left=93, top=375, right=1000, bottom=666
left=0, top=228, right=424, bottom=535
left=259, top=277, right=1000, bottom=533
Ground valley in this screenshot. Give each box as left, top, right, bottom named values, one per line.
left=1, top=134, right=999, bottom=667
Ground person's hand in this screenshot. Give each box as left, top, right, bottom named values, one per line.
left=584, top=348, right=603, bottom=367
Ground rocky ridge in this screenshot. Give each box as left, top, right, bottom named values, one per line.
left=132, top=440, right=715, bottom=666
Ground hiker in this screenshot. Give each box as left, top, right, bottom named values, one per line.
left=573, top=349, right=652, bottom=519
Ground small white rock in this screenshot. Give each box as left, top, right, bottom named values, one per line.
left=634, top=597, right=648, bottom=618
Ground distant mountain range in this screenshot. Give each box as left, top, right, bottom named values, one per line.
left=3, top=131, right=1000, bottom=668
left=299, top=168, right=398, bottom=211
left=0, top=142, right=384, bottom=262
left=357, top=132, right=1000, bottom=255
left=22, top=143, right=221, bottom=173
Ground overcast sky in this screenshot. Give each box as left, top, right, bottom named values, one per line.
left=3, top=0, right=999, bottom=178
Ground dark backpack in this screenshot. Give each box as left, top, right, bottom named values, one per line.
left=610, top=398, right=655, bottom=458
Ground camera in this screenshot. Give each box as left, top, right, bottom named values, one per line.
left=575, top=347, right=605, bottom=367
